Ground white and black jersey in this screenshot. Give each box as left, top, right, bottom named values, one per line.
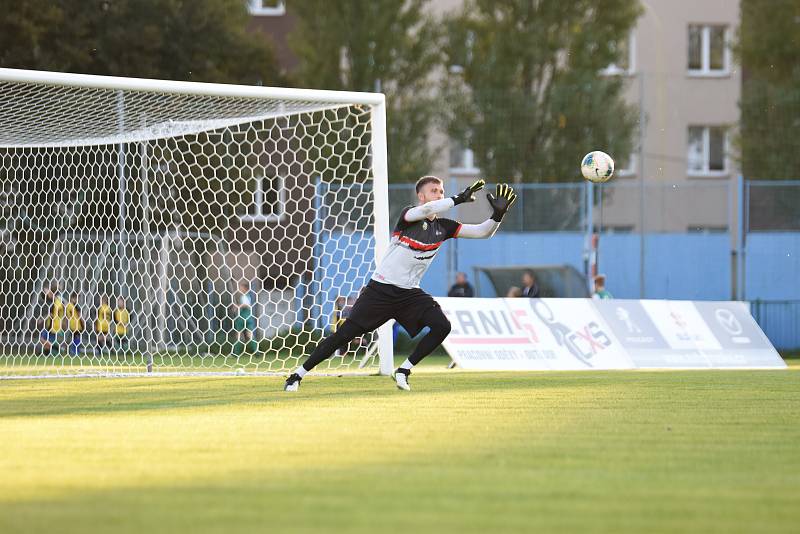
left=371, top=206, right=462, bottom=289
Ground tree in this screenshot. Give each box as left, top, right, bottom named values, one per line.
left=442, top=0, right=641, bottom=183
left=0, top=0, right=282, bottom=85
left=287, top=0, right=441, bottom=182
left=733, top=0, right=800, bottom=180
left=0, top=0, right=287, bottom=335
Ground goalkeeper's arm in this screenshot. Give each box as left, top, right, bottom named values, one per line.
left=404, top=198, right=456, bottom=222
left=457, top=219, right=500, bottom=239
left=404, top=179, right=485, bottom=222
left=456, top=183, right=517, bottom=239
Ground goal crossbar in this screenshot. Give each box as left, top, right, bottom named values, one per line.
left=0, top=68, right=385, bottom=106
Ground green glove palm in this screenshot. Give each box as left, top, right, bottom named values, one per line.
left=487, top=183, right=517, bottom=222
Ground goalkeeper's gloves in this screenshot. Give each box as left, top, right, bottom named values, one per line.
left=451, top=179, right=485, bottom=206
left=487, top=183, right=517, bottom=222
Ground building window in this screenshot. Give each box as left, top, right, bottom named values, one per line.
left=449, top=138, right=480, bottom=174
left=248, top=0, right=285, bottom=16
left=240, top=176, right=285, bottom=222
left=603, top=225, right=635, bottom=234
left=687, top=126, right=727, bottom=176
left=687, top=225, right=728, bottom=234
left=688, top=25, right=729, bottom=76
left=602, top=31, right=635, bottom=76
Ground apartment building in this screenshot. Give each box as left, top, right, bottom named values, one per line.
left=248, top=1, right=742, bottom=233
left=603, top=0, right=741, bottom=233
left=433, top=0, right=741, bottom=233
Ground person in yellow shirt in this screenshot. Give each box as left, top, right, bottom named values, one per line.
left=39, top=283, right=65, bottom=356
left=113, top=296, right=130, bottom=354
left=95, top=295, right=112, bottom=355
left=65, top=292, right=85, bottom=356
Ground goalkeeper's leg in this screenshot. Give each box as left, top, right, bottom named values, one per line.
left=285, top=320, right=368, bottom=390
left=407, top=307, right=451, bottom=366
left=393, top=307, right=451, bottom=391
left=302, top=320, right=367, bottom=371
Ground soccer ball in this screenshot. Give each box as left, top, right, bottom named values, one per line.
left=581, top=151, right=615, bottom=183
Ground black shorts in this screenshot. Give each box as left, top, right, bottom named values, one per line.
left=347, top=280, right=443, bottom=337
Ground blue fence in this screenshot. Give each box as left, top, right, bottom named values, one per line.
left=297, top=180, right=800, bottom=349
left=448, top=232, right=733, bottom=300
left=306, top=229, right=800, bottom=349
left=744, top=233, right=800, bottom=300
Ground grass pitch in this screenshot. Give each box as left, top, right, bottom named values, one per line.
left=1, top=357, right=798, bottom=534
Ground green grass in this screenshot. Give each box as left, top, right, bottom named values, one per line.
left=0, top=357, right=798, bottom=534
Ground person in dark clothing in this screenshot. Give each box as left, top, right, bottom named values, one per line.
left=521, top=270, right=540, bottom=298
left=447, top=272, right=474, bottom=298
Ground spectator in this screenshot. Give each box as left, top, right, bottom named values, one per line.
left=65, top=291, right=85, bottom=356
left=39, top=282, right=65, bottom=356
left=95, top=295, right=112, bottom=355
left=592, top=274, right=614, bottom=300
left=506, top=286, right=522, bottom=298
left=447, top=272, right=474, bottom=298
left=113, top=296, right=130, bottom=355
left=232, top=281, right=257, bottom=356
left=521, top=270, right=540, bottom=298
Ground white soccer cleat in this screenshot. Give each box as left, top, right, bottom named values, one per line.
left=393, top=368, right=411, bottom=391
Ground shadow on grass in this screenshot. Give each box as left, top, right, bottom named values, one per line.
left=3, top=366, right=798, bottom=420
left=0, top=365, right=655, bottom=419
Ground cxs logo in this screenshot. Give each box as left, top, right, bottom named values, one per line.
left=530, top=300, right=611, bottom=367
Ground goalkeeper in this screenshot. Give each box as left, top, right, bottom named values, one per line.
left=285, top=176, right=516, bottom=391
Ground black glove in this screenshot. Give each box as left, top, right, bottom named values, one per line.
left=451, top=179, right=486, bottom=206
left=487, top=183, right=517, bottom=222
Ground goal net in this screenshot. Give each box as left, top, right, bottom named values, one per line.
left=0, top=68, right=392, bottom=378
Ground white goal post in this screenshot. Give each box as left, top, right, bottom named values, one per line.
left=0, top=68, right=393, bottom=378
